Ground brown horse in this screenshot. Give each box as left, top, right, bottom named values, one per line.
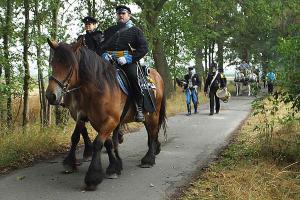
left=45, top=39, right=166, bottom=191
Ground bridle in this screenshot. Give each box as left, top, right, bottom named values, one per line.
left=49, top=64, right=80, bottom=96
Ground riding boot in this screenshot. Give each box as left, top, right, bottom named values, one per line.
left=186, top=104, right=191, bottom=116
left=135, top=96, right=145, bottom=122
left=194, top=103, right=198, bottom=114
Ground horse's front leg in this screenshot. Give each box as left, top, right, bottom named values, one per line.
left=84, top=114, right=119, bottom=190
left=63, top=120, right=84, bottom=173
left=84, top=134, right=105, bottom=191
left=104, top=129, right=123, bottom=179
left=81, top=125, right=93, bottom=160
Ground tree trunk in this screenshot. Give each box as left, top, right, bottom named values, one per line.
left=217, top=39, right=224, bottom=69
left=210, top=42, right=215, bottom=62
left=195, top=47, right=204, bottom=90
left=92, top=0, right=96, bottom=17
left=34, top=0, right=47, bottom=126
left=208, top=43, right=211, bottom=65
left=152, top=38, right=172, bottom=96
left=50, top=0, right=68, bottom=126
left=3, top=0, right=13, bottom=128
left=204, top=44, right=208, bottom=76
left=22, top=0, right=30, bottom=127
left=241, top=47, right=248, bottom=62
left=87, top=0, right=96, bottom=17
left=87, top=0, right=92, bottom=16
left=134, top=0, right=170, bottom=95
left=47, top=0, right=59, bottom=125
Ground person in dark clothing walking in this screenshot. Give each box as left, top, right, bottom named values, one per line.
left=78, top=16, right=103, bottom=55
left=183, top=66, right=200, bottom=115
left=100, top=5, right=148, bottom=122
left=204, top=62, right=226, bottom=115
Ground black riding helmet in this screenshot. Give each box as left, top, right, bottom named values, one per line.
left=82, top=16, right=97, bottom=24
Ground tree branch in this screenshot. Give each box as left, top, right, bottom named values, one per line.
left=154, top=0, right=168, bottom=12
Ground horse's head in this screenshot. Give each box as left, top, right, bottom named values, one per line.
left=46, top=38, right=83, bottom=105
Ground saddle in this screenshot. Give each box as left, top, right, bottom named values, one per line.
left=116, top=65, right=156, bottom=113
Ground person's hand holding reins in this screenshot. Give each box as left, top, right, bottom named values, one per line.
left=117, top=57, right=127, bottom=65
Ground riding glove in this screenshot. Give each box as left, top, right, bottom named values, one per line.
left=117, top=56, right=127, bottom=65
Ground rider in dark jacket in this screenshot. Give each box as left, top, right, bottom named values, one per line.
left=100, top=5, right=148, bottom=122
left=78, top=16, right=103, bottom=55
left=204, top=62, right=226, bottom=115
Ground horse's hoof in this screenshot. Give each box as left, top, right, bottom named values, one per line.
left=85, top=185, right=97, bottom=191
left=106, top=173, right=118, bottom=179
left=139, top=163, right=153, bottom=168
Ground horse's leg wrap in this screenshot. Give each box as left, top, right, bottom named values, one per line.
left=84, top=136, right=104, bottom=191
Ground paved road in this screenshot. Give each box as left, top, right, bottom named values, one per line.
left=0, top=96, right=254, bottom=200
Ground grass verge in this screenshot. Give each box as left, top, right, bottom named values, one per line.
left=179, top=99, right=300, bottom=200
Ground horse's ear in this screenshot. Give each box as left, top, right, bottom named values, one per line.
left=47, top=38, right=58, bottom=50
left=72, top=37, right=84, bottom=52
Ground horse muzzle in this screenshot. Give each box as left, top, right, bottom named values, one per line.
left=46, top=89, right=63, bottom=105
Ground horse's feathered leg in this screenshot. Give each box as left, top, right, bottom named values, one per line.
left=84, top=134, right=105, bottom=191
left=63, top=121, right=84, bottom=173
left=104, top=129, right=123, bottom=178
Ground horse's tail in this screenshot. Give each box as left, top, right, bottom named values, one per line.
left=158, top=91, right=167, bottom=141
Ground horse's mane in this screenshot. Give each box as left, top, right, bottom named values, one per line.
left=56, top=44, right=118, bottom=91
left=78, top=47, right=118, bottom=91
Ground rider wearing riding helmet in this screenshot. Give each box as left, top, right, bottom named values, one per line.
left=100, top=5, right=148, bottom=122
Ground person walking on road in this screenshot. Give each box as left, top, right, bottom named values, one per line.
left=266, top=68, right=276, bottom=94
left=204, top=62, right=226, bottom=116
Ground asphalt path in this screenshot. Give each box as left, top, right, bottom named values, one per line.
left=0, top=96, right=254, bottom=200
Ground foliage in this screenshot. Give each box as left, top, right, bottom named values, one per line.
left=252, top=96, right=300, bottom=161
